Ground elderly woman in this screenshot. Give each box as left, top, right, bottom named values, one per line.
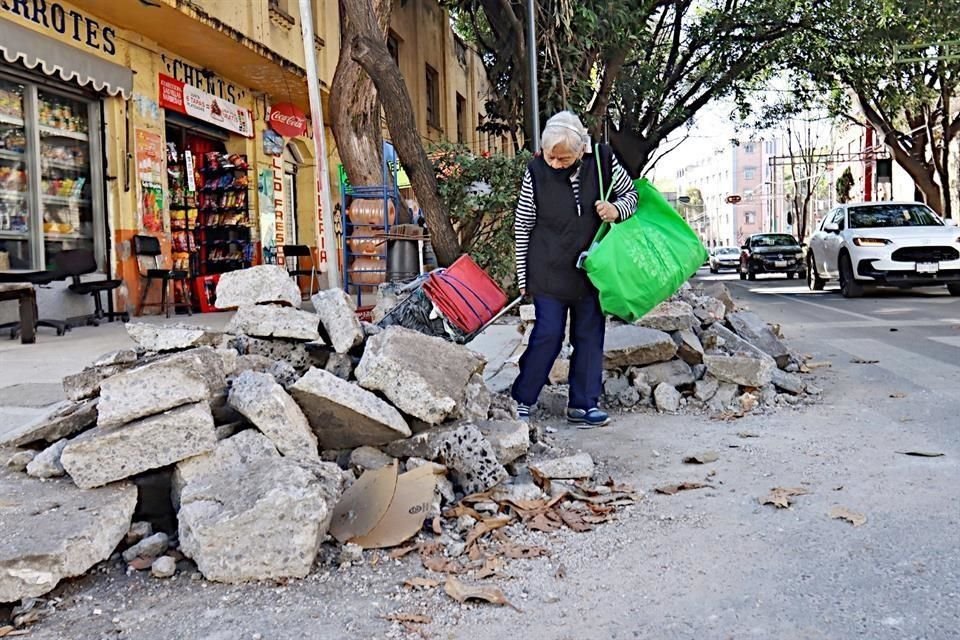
left=512, top=111, right=638, bottom=427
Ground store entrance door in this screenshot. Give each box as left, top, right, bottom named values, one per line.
left=283, top=145, right=299, bottom=244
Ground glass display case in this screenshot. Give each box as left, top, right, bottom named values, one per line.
left=0, top=78, right=30, bottom=269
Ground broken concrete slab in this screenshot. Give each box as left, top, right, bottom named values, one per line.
left=477, top=420, right=530, bottom=465
left=690, top=295, right=727, bottom=325
left=225, top=305, right=320, bottom=342
left=0, top=467, right=137, bottom=602
left=125, top=322, right=219, bottom=352
left=228, top=335, right=310, bottom=373
left=701, top=324, right=776, bottom=364
left=178, top=457, right=341, bottom=583
left=701, top=283, right=736, bottom=315
left=771, top=368, right=805, bottom=395
left=603, top=325, right=678, bottom=369
left=122, top=532, right=169, bottom=564
left=654, top=383, right=682, bottom=413
left=694, top=376, right=720, bottom=402
left=709, top=382, right=741, bottom=412
left=637, top=301, right=697, bottom=332
left=311, top=288, right=365, bottom=354
left=290, top=368, right=411, bottom=450
left=26, top=439, right=68, bottom=479
left=171, top=429, right=280, bottom=510
left=324, top=352, right=354, bottom=381
left=61, top=402, right=217, bottom=490
left=6, top=450, right=35, bottom=472
left=530, top=452, right=595, bottom=479
left=62, top=363, right=129, bottom=402
left=674, top=329, right=705, bottom=366
left=1, top=399, right=98, bottom=447
left=381, top=428, right=454, bottom=461
left=463, top=373, right=493, bottom=422
left=228, top=371, right=318, bottom=461
left=91, top=349, right=138, bottom=368
left=636, top=360, right=695, bottom=389
left=348, top=446, right=396, bottom=472
left=96, top=348, right=226, bottom=429
left=355, top=327, right=486, bottom=425
left=703, top=354, right=775, bottom=388
left=215, top=265, right=302, bottom=309
left=727, top=311, right=791, bottom=368
left=438, top=424, right=508, bottom=495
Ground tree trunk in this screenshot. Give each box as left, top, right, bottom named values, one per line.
left=342, top=0, right=461, bottom=266
left=329, top=0, right=391, bottom=187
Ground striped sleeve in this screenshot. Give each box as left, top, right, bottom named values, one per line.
left=610, top=156, right=638, bottom=221
left=514, top=169, right=536, bottom=290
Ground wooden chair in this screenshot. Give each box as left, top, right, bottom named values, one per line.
left=132, top=235, right=192, bottom=318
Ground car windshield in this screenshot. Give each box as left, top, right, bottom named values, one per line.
left=717, top=248, right=739, bottom=255
left=848, top=204, right=943, bottom=228
left=751, top=235, right=797, bottom=247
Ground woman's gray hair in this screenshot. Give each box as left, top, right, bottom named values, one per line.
left=541, top=111, right=589, bottom=154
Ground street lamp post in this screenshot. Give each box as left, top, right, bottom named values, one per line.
left=526, top=0, right=540, bottom=152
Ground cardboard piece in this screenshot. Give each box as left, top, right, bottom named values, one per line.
left=330, top=461, right=438, bottom=549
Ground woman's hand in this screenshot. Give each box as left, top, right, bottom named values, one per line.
left=595, top=201, right=618, bottom=223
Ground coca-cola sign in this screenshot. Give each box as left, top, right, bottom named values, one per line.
left=269, top=102, right=308, bottom=138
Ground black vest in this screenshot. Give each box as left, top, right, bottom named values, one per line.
left=526, top=144, right=614, bottom=302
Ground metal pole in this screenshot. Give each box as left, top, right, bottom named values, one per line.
left=526, top=0, right=540, bottom=152
left=298, top=0, right=340, bottom=290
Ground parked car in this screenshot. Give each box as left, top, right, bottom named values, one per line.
left=709, top=246, right=740, bottom=273
left=738, top=234, right=805, bottom=280
left=807, top=201, right=960, bottom=297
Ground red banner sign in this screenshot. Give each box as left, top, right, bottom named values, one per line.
left=158, top=74, right=253, bottom=138
left=269, top=102, right=308, bottom=138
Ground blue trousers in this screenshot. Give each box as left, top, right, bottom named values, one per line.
left=511, top=292, right=605, bottom=410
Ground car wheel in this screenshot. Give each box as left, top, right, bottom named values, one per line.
left=747, top=269, right=756, bottom=281
left=739, top=270, right=746, bottom=280
left=839, top=253, right=864, bottom=298
left=807, top=255, right=826, bottom=291
left=710, top=266, right=718, bottom=274
left=786, top=272, right=795, bottom=280
left=947, top=283, right=960, bottom=296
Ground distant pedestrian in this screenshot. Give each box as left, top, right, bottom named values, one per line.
left=512, top=111, right=638, bottom=427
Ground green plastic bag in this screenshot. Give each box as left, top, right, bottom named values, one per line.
left=582, top=177, right=708, bottom=322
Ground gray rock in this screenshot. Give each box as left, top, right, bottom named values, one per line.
left=529, top=452, right=594, bottom=479
left=125, top=521, right=153, bottom=546
left=439, top=424, right=509, bottom=494
left=637, top=360, right=695, bottom=389
left=690, top=295, right=727, bottom=325
left=632, top=379, right=652, bottom=402
left=215, top=265, right=302, bottom=309
left=805, top=382, right=823, bottom=396
left=692, top=364, right=707, bottom=380
left=151, top=556, right=177, bottom=578
left=268, top=360, right=300, bottom=388
left=701, top=283, right=736, bottom=315
left=61, top=402, right=217, bottom=490
left=674, top=329, right=705, bottom=366
left=463, top=374, right=493, bottom=422
left=216, top=347, right=240, bottom=376
left=229, top=335, right=310, bottom=373
left=311, top=288, right=364, bottom=354
left=701, top=324, right=776, bottom=363
left=228, top=371, right=318, bottom=461
left=618, top=387, right=641, bottom=407
left=476, top=420, right=530, bottom=465
left=6, top=450, right=36, bottom=472
left=371, top=283, right=402, bottom=324
left=603, top=371, right=631, bottom=398
left=488, top=393, right=519, bottom=421
left=348, top=446, right=396, bottom=472
left=62, top=363, right=129, bottom=402
left=0, top=467, right=136, bottom=601
left=771, top=368, right=805, bottom=395
left=226, top=304, right=320, bottom=342
left=355, top=327, right=486, bottom=425
left=694, top=376, right=720, bottom=402
left=172, top=429, right=281, bottom=510
left=122, top=532, right=169, bottom=563
left=603, top=325, right=678, bottom=369
left=324, top=352, right=355, bottom=381
left=538, top=385, right=569, bottom=417
left=653, top=383, right=682, bottom=413
left=290, top=368, right=410, bottom=449
left=637, top=301, right=697, bottom=332
left=709, top=382, right=740, bottom=412
left=125, top=322, right=219, bottom=352
left=26, top=439, right=69, bottom=478
left=361, top=321, right=383, bottom=337
left=727, top=311, right=791, bottom=368
left=97, top=348, right=225, bottom=429
left=1, top=398, right=98, bottom=447
left=703, top=354, right=775, bottom=388
left=760, top=385, right=779, bottom=406
left=91, top=349, right=138, bottom=368
left=339, top=542, right=364, bottom=565
left=178, top=457, right=342, bottom=583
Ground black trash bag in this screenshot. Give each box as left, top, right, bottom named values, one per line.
left=377, top=285, right=467, bottom=343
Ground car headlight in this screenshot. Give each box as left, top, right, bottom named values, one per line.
left=852, top=237, right=891, bottom=247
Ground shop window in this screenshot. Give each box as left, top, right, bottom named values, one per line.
left=456, top=93, right=466, bottom=143
left=387, top=31, right=401, bottom=67
left=425, top=65, right=440, bottom=129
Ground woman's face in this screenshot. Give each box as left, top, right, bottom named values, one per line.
left=543, top=142, right=582, bottom=169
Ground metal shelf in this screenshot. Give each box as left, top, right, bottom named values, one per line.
left=0, top=149, right=25, bottom=162
left=38, top=125, right=88, bottom=141
left=0, top=113, right=25, bottom=127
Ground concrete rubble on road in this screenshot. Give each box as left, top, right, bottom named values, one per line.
left=214, top=264, right=302, bottom=309
left=125, top=322, right=220, bottom=353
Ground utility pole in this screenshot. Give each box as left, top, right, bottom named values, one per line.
left=526, top=0, right=540, bottom=152
left=298, top=0, right=340, bottom=289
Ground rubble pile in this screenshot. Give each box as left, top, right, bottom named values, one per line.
left=1, top=265, right=631, bottom=609
left=528, top=282, right=821, bottom=417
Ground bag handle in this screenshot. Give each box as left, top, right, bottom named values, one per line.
left=595, top=144, right=614, bottom=202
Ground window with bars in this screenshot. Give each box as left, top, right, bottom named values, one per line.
left=456, top=93, right=466, bottom=143
left=425, top=64, right=440, bottom=129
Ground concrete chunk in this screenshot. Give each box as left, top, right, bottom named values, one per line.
left=62, top=364, right=128, bottom=401
left=637, top=301, right=697, bottom=332
left=529, top=452, right=595, bottom=479
left=703, top=354, right=774, bottom=388
left=61, top=402, right=217, bottom=489
left=226, top=305, right=320, bottom=342
left=355, top=327, right=486, bottom=424
left=603, top=325, right=678, bottom=369
left=438, top=424, right=508, bottom=494
left=178, top=457, right=342, bottom=583
left=635, top=360, right=695, bottom=389
left=654, top=383, right=682, bottom=413
left=228, top=371, right=318, bottom=460
left=1, top=399, right=97, bottom=447
left=311, top=288, right=364, bottom=354
left=690, top=295, right=727, bottom=325
left=26, top=439, right=68, bottom=478
left=125, top=322, right=219, bottom=352
left=0, top=468, right=136, bottom=602
left=215, top=265, right=302, bottom=309
left=348, top=446, right=396, bottom=472
left=771, top=368, right=805, bottom=395
left=674, top=329, right=705, bottom=366
left=290, top=368, right=410, bottom=449
left=727, top=311, right=791, bottom=368
left=701, top=283, right=736, bottom=315
left=702, top=324, right=776, bottom=364
left=477, top=420, right=530, bottom=465
left=229, top=335, right=310, bottom=373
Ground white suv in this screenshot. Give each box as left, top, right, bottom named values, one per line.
left=807, top=201, right=960, bottom=297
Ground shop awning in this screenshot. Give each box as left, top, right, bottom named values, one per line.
left=0, top=20, right=133, bottom=98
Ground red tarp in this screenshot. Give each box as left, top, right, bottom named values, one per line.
left=423, top=255, right=508, bottom=336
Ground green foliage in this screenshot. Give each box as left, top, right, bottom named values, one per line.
left=428, top=142, right=532, bottom=294
left=836, top=167, right=855, bottom=204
